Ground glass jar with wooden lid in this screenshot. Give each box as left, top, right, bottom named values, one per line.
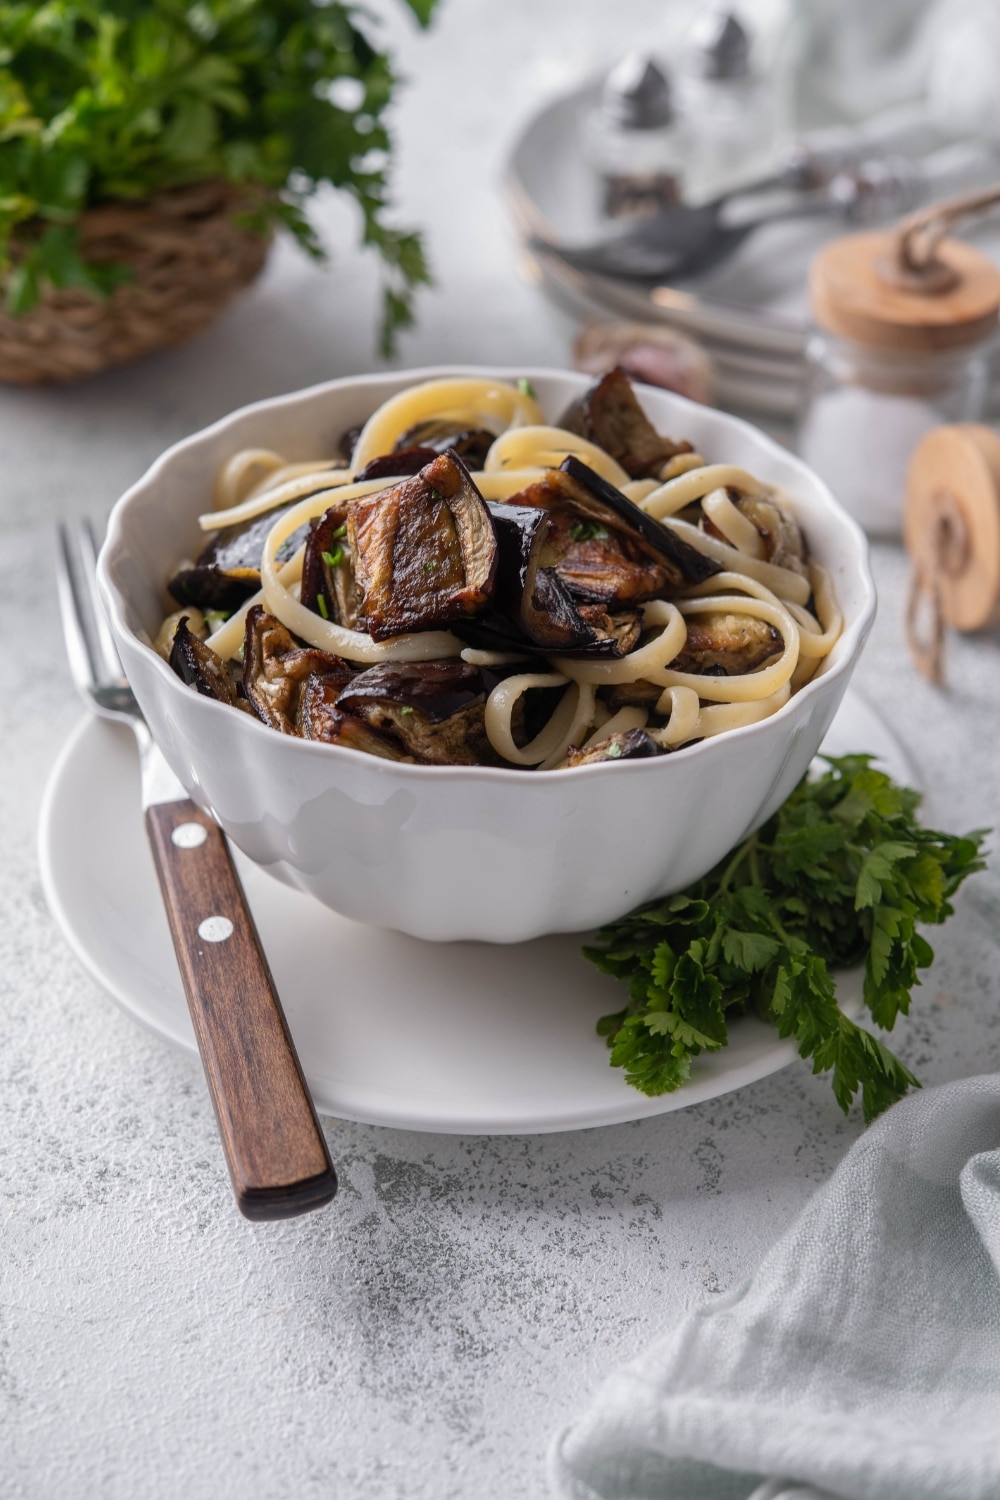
left=797, top=191, right=1000, bottom=537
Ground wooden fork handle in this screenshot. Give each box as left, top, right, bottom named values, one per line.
left=144, top=799, right=337, bottom=1221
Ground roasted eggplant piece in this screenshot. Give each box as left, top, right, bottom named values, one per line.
left=242, top=606, right=354, bottom=734
left=671, top=611, right=783, bottom=676
left=349, top=429, right=495, bottom=484
left=339, top=424, right=362, bottom=465
left=169, top=616, right=250, bottom=711
left=700, top=487, right=807, bottom=576
left=494, top=462, right=716, bottom=611
left=300, top=504, right=360, bottom=629
left=601, top=614, right=782, bottom=703
left=349, top=453, right=498, bottom=641
left=335, top=660, right=495, bottom=765
left=558, top=368, right=693, bottom=479
left=169, top=504, right=311, bottom=612
left=729, top=492, right=808, bottom=577
left=605, top=613, right=781, bottom=710
left=559, top=457, right=719, bottom=588
left=298, top=677, right=414, bottom=760
left=302, top=453, right=500, bottom=636
left=562, top=729, right=665, bottom=767
left=354, top=448, right=441, bottom=482
left=505, top=473, right=671, bottom=607
left=602, top=680, right=662, bottom=714
left=354, top=430, right=496, bottom=483
left=528, top=567, right=641, bottom=655
left=394, top=424, right=495, bottom=469
left=456, top=502, right=641, bottom=658
left=169, top=564, right=257, bottom=614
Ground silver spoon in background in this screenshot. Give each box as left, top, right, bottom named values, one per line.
left=533, top=141, right=998, bottom=285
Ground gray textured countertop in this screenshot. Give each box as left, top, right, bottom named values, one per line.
left=3, top=3, right=1000, bottom=1497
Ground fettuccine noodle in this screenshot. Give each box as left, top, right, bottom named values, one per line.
left=350, top=378, right=544, bottom=473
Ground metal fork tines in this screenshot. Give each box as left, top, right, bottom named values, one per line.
left=56, top=520, right=141, bottom=724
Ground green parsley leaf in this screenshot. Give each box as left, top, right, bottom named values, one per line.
left=401, top=0, right=438, bottom=26
left=569, top=521, right=610, bottom=542
left=586, top=757, right=988, bottom=1123
left=517, top=377, right=537, bottom=399
left=721, top=928, right=781, bottom=972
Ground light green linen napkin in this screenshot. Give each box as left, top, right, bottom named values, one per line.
left=550, top=1075, right=1000, bottom=1500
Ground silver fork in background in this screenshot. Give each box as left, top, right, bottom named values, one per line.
left=56, top=521, right=337, bottom=1221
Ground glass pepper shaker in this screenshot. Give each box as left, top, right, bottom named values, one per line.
left=584, top=52, right=686, bottom=220
left=797, top=198, right=1000, bottom=538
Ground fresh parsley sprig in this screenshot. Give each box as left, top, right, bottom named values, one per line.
left=0, top=0, right=435, bottom=353
left=586, top=756, right=987, bottom=1122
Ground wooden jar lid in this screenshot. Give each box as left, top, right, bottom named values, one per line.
left=905, top=423, right=1000, bottom=633
left=810, top=231, right=1000, bottom=352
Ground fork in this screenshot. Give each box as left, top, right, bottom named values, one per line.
left=56, top=520, right=337, bottom=1221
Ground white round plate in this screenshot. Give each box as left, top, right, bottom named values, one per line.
left=39, top=689, right=915, bottom=1135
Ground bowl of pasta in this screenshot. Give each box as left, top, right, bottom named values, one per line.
left=98, top=366, right=875, bottom=942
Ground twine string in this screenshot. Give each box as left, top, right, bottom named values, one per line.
left=905, top=489, right=970, bottom=685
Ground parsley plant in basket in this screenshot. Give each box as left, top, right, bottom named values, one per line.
left=0, top=0, right=436, bottom=374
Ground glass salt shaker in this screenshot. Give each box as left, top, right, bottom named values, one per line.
left=677, top=7, right=782, bottom=202
left=584, top=52, right=686, bottom=219
left=797, top=215, right=1000, bottom=538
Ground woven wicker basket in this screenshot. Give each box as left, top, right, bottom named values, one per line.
left=0, top=180, right=271, bottom=385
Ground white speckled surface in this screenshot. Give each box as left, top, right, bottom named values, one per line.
left=3, top=3, right=1000, bottom=1495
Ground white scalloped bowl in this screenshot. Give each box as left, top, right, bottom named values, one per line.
left=98, top=366, right=875, bottom=942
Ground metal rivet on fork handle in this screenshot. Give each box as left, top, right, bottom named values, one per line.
left=172, top=822, right=208, bottom=849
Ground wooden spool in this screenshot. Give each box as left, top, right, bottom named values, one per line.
left=904, top=423, right=1000, bottom=682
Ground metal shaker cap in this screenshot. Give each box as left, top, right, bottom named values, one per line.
left=690, top=8, right=751, bottom=80
left=601, top=53, right=675, bottom=131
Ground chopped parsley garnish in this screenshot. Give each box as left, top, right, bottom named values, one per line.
left=322, top=546, right=344, bottom=569
left=422, top=560, right=438, bottom=573
left=569, top=521, right=609, bottom=542
left=315, top=594, right=329, bottom=620
left=331, top=524, right=348, bottom=540
left=203, top=609, right=231, bottom=631
left=604, top=742, right=624, bottom=759
left=399, top=706, right=415, bottom=716
left=517, top=377, right=537, bottom=399
left=585, top=756, right=987, bottom=1122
